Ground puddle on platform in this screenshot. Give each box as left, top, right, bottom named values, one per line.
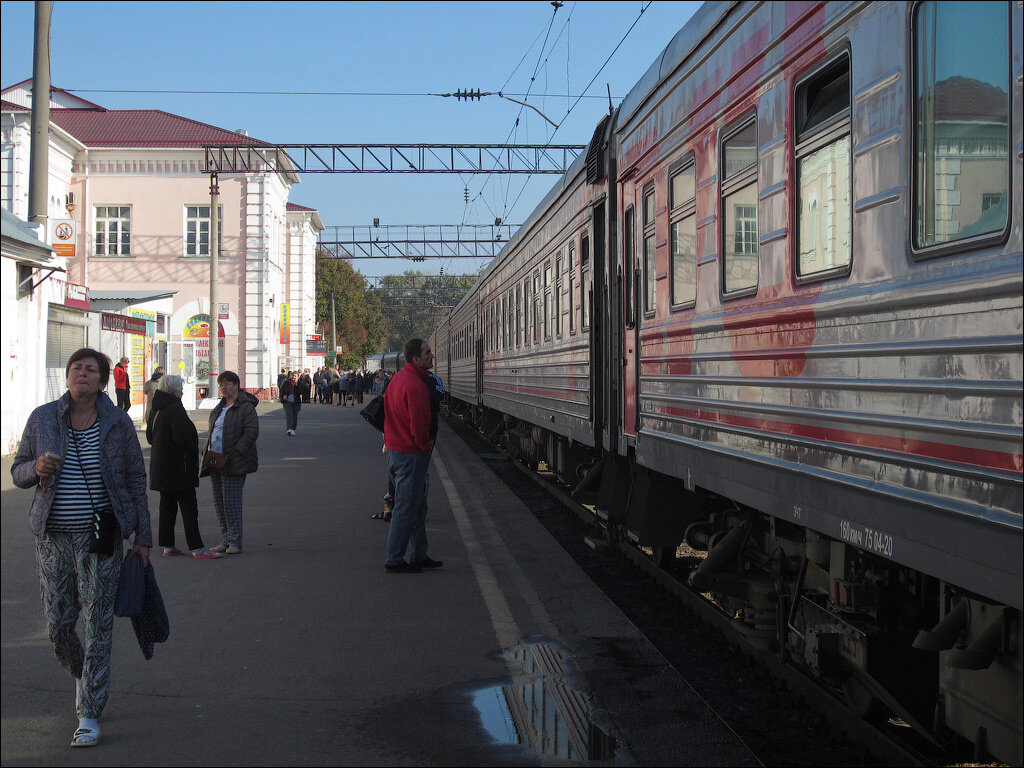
left=471, top=639, right=617, bottom=762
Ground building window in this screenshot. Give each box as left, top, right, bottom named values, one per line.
left=185, top=205, right=223, bottom=257
left=669, top=159, right=697, bottom=306
left=642, top=186, right=656, bottom=313
left=913, top=0, right=1009, bottom=250
left=721, top=120, right=758, bottom=294
left=94, top=205, right=131, bottom=256
left=796, top=54, right=852, bottom=278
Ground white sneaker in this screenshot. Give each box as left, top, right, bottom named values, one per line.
left=288, top=429, right=295, bottom=435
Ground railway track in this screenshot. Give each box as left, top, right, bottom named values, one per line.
left=443, top=411, right=1001, bottom=768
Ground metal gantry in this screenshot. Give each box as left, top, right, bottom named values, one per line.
left=319, top=224, right=518, bottom=260
left=204, top=143, right=584, bottom=174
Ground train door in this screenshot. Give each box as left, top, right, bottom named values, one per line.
left=590, top=202, right=605, bottom=447
left=621, top=199, right=641, bottom=445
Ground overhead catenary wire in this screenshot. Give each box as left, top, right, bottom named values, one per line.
left=65, top=88, right=616, bottom=99
left=501, top=0, right=653, bottom=220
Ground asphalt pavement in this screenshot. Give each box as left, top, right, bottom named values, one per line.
left=1, top=399, right=758, bottom=767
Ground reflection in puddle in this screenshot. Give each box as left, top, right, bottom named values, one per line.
left=472, top=640, right=617, bottom=762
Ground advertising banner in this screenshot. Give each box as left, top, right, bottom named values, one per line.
left=280, top=303, right=290, bottom=345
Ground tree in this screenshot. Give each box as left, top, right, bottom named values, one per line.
left=315, top=253, right=386, bottom=368
left=373, top=271, right=479, bottom=351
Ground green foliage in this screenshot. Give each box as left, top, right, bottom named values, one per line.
left=315, top=254, right=386, bottom=367
left=373, top=271, right=479, bottom=351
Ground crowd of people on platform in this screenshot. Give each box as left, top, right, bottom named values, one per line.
left=9, top=338, right=446, bottom=748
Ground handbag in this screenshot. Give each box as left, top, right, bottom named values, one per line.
left=359, top=395, right=386, bottom=432
left=202, top=450, right=230, bottom=474
left=70, top=425, right=119, bottom=558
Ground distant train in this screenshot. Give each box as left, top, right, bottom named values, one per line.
left=431, top=1, right=1022, bottom=762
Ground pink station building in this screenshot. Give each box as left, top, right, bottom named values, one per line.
left=1, top=81, right=324, bottom=452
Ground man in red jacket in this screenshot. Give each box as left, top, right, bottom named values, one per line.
left=382, top=338, right=441, bottom=573
left=113, top=357, right=131, bottom=411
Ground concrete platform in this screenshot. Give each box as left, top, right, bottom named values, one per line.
left=1, top=400, right=759, bottom=766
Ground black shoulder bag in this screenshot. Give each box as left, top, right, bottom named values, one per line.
left=69, top=423, right=119, bottom=558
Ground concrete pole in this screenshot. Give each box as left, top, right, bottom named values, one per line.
left=28, top=1, right=52, bottom=228
left=209, top=173, right=219, bottom=398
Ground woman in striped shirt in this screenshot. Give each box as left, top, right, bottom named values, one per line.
left=12, top=348, right=152, bottom=748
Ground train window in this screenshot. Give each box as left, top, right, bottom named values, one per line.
left=642, top=186, right=656, bottom=314
left=624, top=206, right=636, bottom=328
left=796, top=54, right=851, bottom=279
left=532, top=270, right=541, bottom=343
left=543, top=264, right=552, bottom=341
left=581, top=236, right=591, bottom=329
left=554, top=255, right=562, bottom=337
left=524, top=277, right=531, bottom=346
left=670, top=159, right=697, bottom=307
left=568, top=244, right=577, bottom=336
left=515, top=284, right=522, bottom=347
left=912, top=0, right=1010, bottom=252
left=721, top=119, right=758, bottom=295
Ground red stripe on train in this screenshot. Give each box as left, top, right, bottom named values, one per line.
left=655, top=406, right=1023, bottom=474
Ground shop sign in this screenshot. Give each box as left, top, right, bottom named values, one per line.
left=64, top=282, right=89, bottom=309
left=306, top=337, right=327, bottom=356
left=101, top=312, right=147, bottom=335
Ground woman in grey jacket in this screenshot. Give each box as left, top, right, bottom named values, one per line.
left=201, top=370, right=259, bottom=554
left=11, top=348, right=152, bottom=748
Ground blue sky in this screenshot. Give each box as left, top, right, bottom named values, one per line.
left=1, top=1, right=700, bottom=276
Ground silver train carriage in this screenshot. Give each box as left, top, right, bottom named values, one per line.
left=438, top=1, right=1022, bottom=762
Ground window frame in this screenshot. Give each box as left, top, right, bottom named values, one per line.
left=581, top=234, right=592, bottom=331
left=93, top=205, right=132, bottom=257
left=623, top=205, right=636, bottom=328
left=183, top=204, right=224, bottom=259
left=641, top=185, right=657, bottom=317
left=554, top=254, right=563, bottom=339
left=908, top=0, right=1013, bottom=261
left=719, top=115, right=760, bottom=300
left=794, top=50, right=854, bottom=285
left=668, top=155, right=698, bottom=310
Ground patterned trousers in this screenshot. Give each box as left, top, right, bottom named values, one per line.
left=36, top=531, right=124, bottom=719
left=210, top=474, right=246, bottom=548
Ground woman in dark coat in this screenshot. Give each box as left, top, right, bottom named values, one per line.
left=279, top=370, right=301, bottom=435
left=201, top=371, right=259, bottom=554
left=146, top=375, right=222, bottom=560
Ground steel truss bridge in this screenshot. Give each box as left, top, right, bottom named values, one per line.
left=318, top=224, right=518, bottom=260
left=203, top=143, right=584, bottom=174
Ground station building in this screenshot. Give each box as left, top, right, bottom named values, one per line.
left=1, top=81, right=323, bottom=453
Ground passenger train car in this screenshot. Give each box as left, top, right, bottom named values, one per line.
left=431, top=2, right=1022, bottom=761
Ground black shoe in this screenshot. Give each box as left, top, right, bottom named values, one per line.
left=384, top=561, right=422, bottom=573
left=411, top=557, right=443, bottom=569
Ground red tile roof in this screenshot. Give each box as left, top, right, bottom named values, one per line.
left=286, top=202, right=317, bottom=212
left=1, top=99, right=26, bottom=111
left=48, top=108, right=273, bottom=148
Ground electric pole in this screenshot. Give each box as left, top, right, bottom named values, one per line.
left=209, top=173, right=219, bottom=398
left=28, top=1, right=52, bottom=230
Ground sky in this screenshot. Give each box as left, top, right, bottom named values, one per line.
left=1, top=0, right=701, bottom=277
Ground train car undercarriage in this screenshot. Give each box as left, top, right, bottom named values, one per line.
left=447, top=399, right=1023, bottom=765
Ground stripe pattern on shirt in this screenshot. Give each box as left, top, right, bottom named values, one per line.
left=48, top=420, right=112, bottom=533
